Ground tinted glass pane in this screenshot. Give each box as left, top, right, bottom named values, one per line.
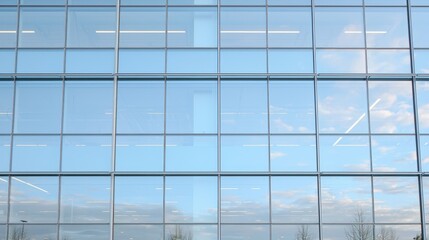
left=166, top=136, right=217, bottom=172
left=0, top=177, right=8, bottom=222
left=412, top=7, right=429, bottom=48
left=168, top=7, right=217, bottom=47
left=62, top=136, right=111, bottom=172
left=9, top=176, right=58, bottom=223
left=165, top=225, right=217, bottom=240
left=0, top=81, right=13, bottom=134
left=119, top=49, right=165, bottom=73
left=166, top=177, right=217, bottom=223
left=268, top=49, right=314, bottom=74
left=316, top=49, right=366, bottom=73
left=272, top=225, right=319, bottom=240
left=0, top=50, right=15, bottom=73
left=221, top=80, right=268, bottom=133
left=222, top=0, right=265, bottom=4
left=21, top=0, right=64, bottom=4
left=221, top=49, right=267, bottom=74
left=17, top=49, right=64, bottom=73
left=0, top=7, right=17, bottom=48
left=365, top=0, right=406, bottom=5
left=272, top=177, right=318, bottom=223
left=221, top=177, right=269, bottom=223
left=412, top=0, right=429, bottom=5
left=166, top=81, right=217, bottom=133
left=425, top=178, right=429, bottom=220
left=221, top=225, right=269, bottom=240
left=167, top=49, right=217, bottom=74
left=66, top=49, right=114, bottom=74
left=19, top=7, right=65, bottom=48
left=0, top=136, right=10, bottom=171
left=14, top=81, right=62, bottom=133
left=8, top=225, right=57, bottom=240
left=115, top=225, right=163, bottom=240
left=367, top=50, right=411, bottom=74
left=12, top=136, right=60, bottom=172
left=415, top=50, right=429, bottom=74
left=221, top=135, right=268, bottom=172
left=374, top=225, right=421, bottom=240
left=0, top=225, right=4, bottom=240
left=315, top=0, right=362, bottom=4
left=323, top=225, right=373, bottom=240
left=63, top=81, right=113, bottom=133
left=68, top=0, right=116, bottom=4
left=60, top=177, right=110, bottom=223
left=421, top=136, right=429, bottom=171
left=117, top=80, right=164, bottom=134
left=115, top=177, right=163, bottom=223
left=60, top=225, right=109, bottom=240
left=417, top=81, right=429, bottom=133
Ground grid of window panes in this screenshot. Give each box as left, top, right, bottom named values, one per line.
left=1, top=0, right=429, bottom=240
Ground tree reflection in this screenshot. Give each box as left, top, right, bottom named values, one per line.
left=167, top=225, right=193, bottom=240
left=376, top=227, right=398, bottom=240
left=296, top=225, right=313, bottom=240
left=9, top=226, right=28, bottom=240
left=345, top=209, right=372, bottom=240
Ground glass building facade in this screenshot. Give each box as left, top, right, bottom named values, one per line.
left=0, top=0, right=429, bottom=239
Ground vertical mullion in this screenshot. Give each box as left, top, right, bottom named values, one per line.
left=217, top=0, right=221, bottom=239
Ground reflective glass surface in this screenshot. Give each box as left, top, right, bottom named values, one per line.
left=8, top=225, right=57, bottom=240
left=412, top=7, right=429, bottom=48
left=167, top=49, right=217, bottom=74
left=20, top=0, right=64, bottom=4
left=165, top=225, right=217, bottom=240
left=367, top=50, right=411, bottom=73
left=17, top=49, right=64, bottom=73
left=60, top=225, right=110, bottom=240
left=421, top=136, right=429, bottom=172
left=0, top=50, right=15, bottom=73
left=119, top=49, right=165, bottom=73
left=272, top=225, right=319, bottom=240
left=114, top=225, right=163, bottom=240
left=0, top=136, right=10, bottom=171
left=0, top=7, right=17, bottom=48
left=221, top=225, right=269, bottom=240
left=417, top=81, right=429, bottom=133
left=270, top=135, right=317, bottom=171
left=0, top=81, right=13, bottom=134
left=66, top=49, right=114, bottom=74
left=415, top=50, right=429, bottom=74
left=268, top=49, right=314, bottom=74
left=0, top=177, right=8, bottom=222
left=220, top=49, right=267, bottom=74
left=316, top=50, right=366, bottom=73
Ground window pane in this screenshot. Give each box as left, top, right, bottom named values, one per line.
left=117, top=80, right=164, bottom=134
left=166, top=81, right=217, bottom=133
left=222, top=0, right=266, bottom=5
left=0, top=136, right=10, bottom=171
left=64, top=81, right=113, bottom=133
left=316, top=49, right=366, bottom=73
left=221, top=7, right=266, bottom=47
left=9, top=176, right=58, bottom=223
left=68, top=0, right=116, bottom=4
left=415, top=50, right=429, bottom=74
left=272, top=177, right=318, bottom=223
left=165, top=225, right=217, bottom=240
left=221, top=49, right=267, bottom=74
left=323, top=225, right=373, bottom=240
left=60, top=177, right=110, bottom=223
left=412, top=7, right=429, bottom=48
left=169, top=0, right=217, bottom=4
left=424, top=177, right=429, bottom=221
left=21, top=0, right=64, bottom=4
left=221, top=225, right=269, bottom=240
left=167, top=49, right=217, bottom=74
left=417, top=81, right=429, bottom=133
left=221, top=177, right=269, bottom=223
left=268, top=49, right=313, bottom=74
left=115, top=177, right=163, bottom=223
left=119, top=7, right=165, bottom=48
left=368, top=81, right=415, bottom=133
left=272, top=225, right=319, bottom=240
left=66, top=49, right=114, bottom=74
left=221, top=80, right=268, bottom=133
left=119, top=49, right=165, bottom=73
left=12, top=136, right=60, bottom=172
left=62, top=136, right=111, bottom=172
left=14, top=81, right=62, bottom=133
left=375, top=225, right=421, bottom=240
left=67, top=7, right=116, bottom=48
left=166, top=136, right=217, bottom=172
left=365, top=0, right=406, bottom=5
left=0, top=177, right=8, bottom=222
left=17, top=49, right=64, bottom=73
left=0, top=81, right=13, bottom=134
left=8, top=225, right=57, bottom=240
left=367, top=50, right=411, bottom=74
left=19, top=7, right=65, bottom=48
left=0, top=49, right=15, bottom=73
left=0, top=225, right=4, bottom=239
left=60, top=225, right=109, bottom=240
left=166, top=177, right=217, bottom=223
left=115, top=225, right=163, bottom=240
left=315, top=0, right=362, bottom=4
left=168, top=7, right=217, bottom=47
left=421, top=136, right=429, bottom=171
left=0, top=7, right=17, bottom=48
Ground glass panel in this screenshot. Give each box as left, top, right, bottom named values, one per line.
left=62, top=135, right=111, bottom=172
left=268, top=7, right=312, bottom=47
left=9, top=176, right=58, bottom=223
left=221, top=49, right=267, bottom=74
left=168, top=7, right=217, bottom=47
left=268, top=49, right=313, bottom=74
left=165, top=225, right=217, bottom=240
left=315, top=0, right=362, bottom=4
left=412, top=7, right=429, bottom=48
left=63, top=80, right=113, bottom=133
left=66, top=49, right=114, bottom=74
left=115, top=135, right=163, bottom=172
left=272, top=177, right=318, bottom=223
left=14, top=81, right=62, bottom=134
left=0, top=81, right=13, bottom=134
left=272, top=225, right=319, bottom=240
left=114, top=177, right=163, bottom=223
left=12, top=136, right=60, bottom=172
left=415, top=50, right=429, bottom=74
left=68, top=0, right=116, bottom=4
left=270, top=135, right=316, bottom=172
left=119, top=7, right=165, bottom=48
left=221, top=177, right=269, bottom=223
left=374, top=225, right=421, bottom=240
left=321, top=177, right=372, bottom=223
left=323, top=225, right=373, bottom=240
left=0, top=7, right=17, bottom=48
left=371, top=135, right=417, bottom=172
left=169, top=0, right=217, bottom=4
left=421, top=136, right=429, bottom=172
left=167, top=49, right=217, bottom=74
left=315, top=7, right=364, bottom=47
left=119, top=49, right=165, bottom=73
left=19, top=7, right=65, bottom=48
left=17, top=49, right=64, bottom=73
left=221, top=225, right=270, bottom=240
left=417, top=81, right=429, bottom=133
left=316, top=49, right=366, bottom=73
left=367, top=49, right=411, bottom=74
left=166, top=136, right=217, bottom=172
left=67, top=7, right=116, bottom=48
left=424, top=177, right=429, bottom=220
left=165, top=177, right=217, bottom=223
left=114, top=225, right=163, bottom=240
left=222, top=0, right=266, bottom=5
left=365, top=0, right=406, bottom=5
left=166, top=81, right=217, bottom=134
left=221, top=80, right=268, bottom=133
left=0, top=177, right=8, bottom=222
left=373, top=177, right=420, bottom=223
left=21, top=0, right=64, bottom=4
left=8, top=225, right=56, bottom=240
left=365, top=7, right=409, bottom=48
left=221, top=135, right=268, bottom=172
left=412, top=0, right=429, bottom=5
left=60, top=177, right=110, bottom=223
left=0, top=50, right=15, bottom=73
left=60, top=225, right=109, bottom=240
left=0, top=136, right=10, bottom=171
left=0, top=225, right=4, bottom=240
left=117, top=80, right=164, bottom=134
left=221, top=7, right=266, bottom=47
left=368, top=81, right=415, bottom=133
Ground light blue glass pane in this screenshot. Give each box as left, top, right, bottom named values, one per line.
left=165, top=177, right=217, bottom=223
left=121, top=0, right=166, bottom=5
left=268, top=49, right=313, bottom=73
left=165, top=225, right=217, bottom=240
left=222, top=0, right=266, bottom=5
left=412, top=0, right=429, bottom=5
left=17, top=49, right=64, bottom=73
left=166, top=81, right=217, bottom=134
left=60, top=177, right=110, bottom=223
left=119, top=7, right=165, bottom=48
left=221, top=177, right=269, bottom=223
left=268, top=0, right=311, bottom=5
left=12, top=136, right=60, bottom=172
left=166, top=136, right=217, bottom=172
left=316, top=49, right=366, bottom=73
left=9, top=176, right=58, bottom=223
left=372, top=135, right=417, bottom=172
left=117, top=81, right=164, bottom=134
left=221, top=225, right=269, bottom=240
left=315, top=0, right=362, bottom=4
left=8, top=225, right=56, bottom=240
left=425, top=178, right=429, bottom=221
left=67, top=7, right=116, bottom=47
left=0, top=177, right=8, bottom=222
left=168, top=7, right=217, bottom=47
left=115, top=225, right=163, bottom=240
left=272, top=225, right=319, bottom=240
left=64, top=81, right=113, bottom=133
left=270, top=135, right=316, bottom=171
left=21, top=0, right=64, bottom=4
left=167, top=49, right=217, bottom=73
left=221, top=80, right=268, bottom=133
left=0, top=136, right=10, bottom=172
left=115, top=177, right=163, bottom=223
left=365, top=0, right=406, bottom=5
left=367, top=50, right=411, bottom=74
left=66, top=49, right=114, bottom=74
left=375, top=225, right=421, bottom=240
left=14, top=81, right=62, bottom=133
left=315, top=7, right=365, bottom=47
left=0, top=50, right=15, bottom=73
left=169, top=0, right=217, bottom=4
left=221, top=49, right=267, bottom=74
left=62, top=136, right=111, bottom=172
left=221, top=135, right=268, bottom=172
left=115, top=136, right=163, bottom=172
left=323, top=225, right=373, bottom=239
left=19, top=7, right=65, bottom=48
left=0, top=81, right=13, bottom=133
left=412, top=8, right=429, bottom=48
left=417, top=81, right=429, bottom=133
left=0, top=225, right=4, bottom=239
left=68, top=0, right=116, bottom=5
left=422, top=136, right=429, bottom=171
left=119, top=49, right=165, bottom=74
left=0, top=8, right=17, bottom=48
left=415, top=50, right=429, bottom=74
left=365, top=7, right=409, bottom=47
left=0, top=0, right=17, bottom=4
left=60, top=225, right=109, bottom=240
